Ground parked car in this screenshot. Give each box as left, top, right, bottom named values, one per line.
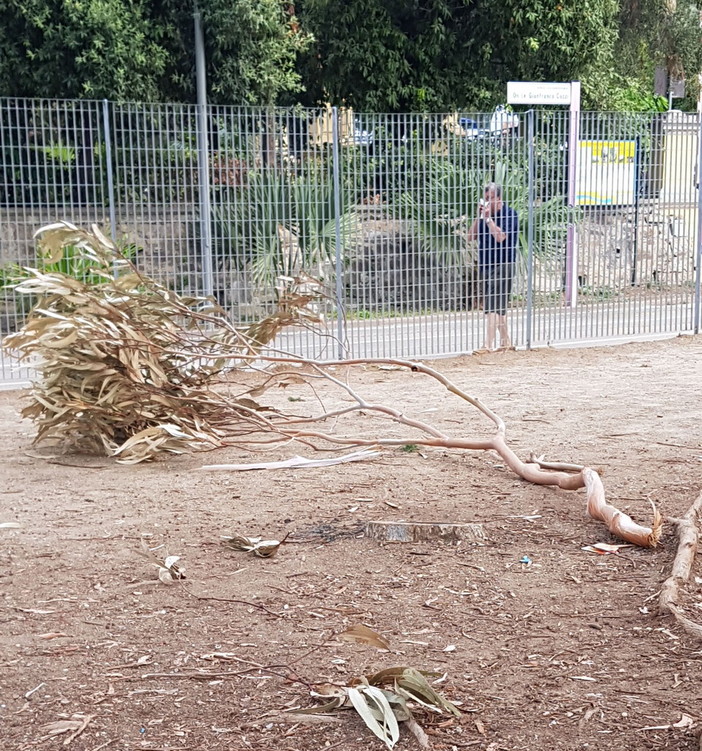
left=451, top=106, right=520, bottom=141
left=353, top=123, right=374, bottom=146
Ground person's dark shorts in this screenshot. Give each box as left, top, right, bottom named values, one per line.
left=481, top=262, right=514, bottom=316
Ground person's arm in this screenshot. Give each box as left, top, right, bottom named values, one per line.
left=484, top=214, right=506, bottom=243
left=505, top=210, right=519, bottom=255
left=466, top=216, right=480, bottom=243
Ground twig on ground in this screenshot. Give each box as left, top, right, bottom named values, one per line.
left=63, top=714, right=94, bottom=746
left=180, top=584, right=283, bottom=618
left=89, top=741, right=116, bottom=751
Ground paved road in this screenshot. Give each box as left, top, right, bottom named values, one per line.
left=272, top=297, right=699, bottom=361
left=2, top=297, right=699, bottom=387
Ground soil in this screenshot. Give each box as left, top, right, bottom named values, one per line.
left=1, top=336, right=702, bottom=751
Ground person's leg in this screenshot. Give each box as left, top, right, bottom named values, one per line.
left=497, top=314, right=512, bottom=348
left=496, top=263, right=514, bottom=349
left=485, top=312, right=498, bottom=350
left=481, top=266, right=498, bottom=351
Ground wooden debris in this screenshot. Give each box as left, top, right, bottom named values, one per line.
left=2, top=222, right=665, bottom=548
left=659, top=490, right=702, bottom=640
left=365, top=521, right=486, bottom=543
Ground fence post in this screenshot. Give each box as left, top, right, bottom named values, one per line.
left=101, top=100, right=118, bottom=249
left=695, top=113, right=702, bottom=334
left=331, top=106, right=346, bottom=359
left=565, top=82, right=581, bottom=308
left=526, top=109, right=535, bottom=350
left=194, top=9, right=215, bottom=299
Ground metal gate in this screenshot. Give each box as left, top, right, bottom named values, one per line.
left=2, top=99, right=701, bottom=385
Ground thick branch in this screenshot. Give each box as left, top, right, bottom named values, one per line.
left=659, top=491, right=702, bottom=639
left=218, top=356, right=661, bottom=547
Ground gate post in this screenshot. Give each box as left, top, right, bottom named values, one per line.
left=331, top=106, right=347, bottom=359
left=526, top=109, right=535, bottom=349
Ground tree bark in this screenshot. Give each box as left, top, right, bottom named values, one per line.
left=659, top=491, right=702, bottom=639
left=365, top=521, right=486, bottom=543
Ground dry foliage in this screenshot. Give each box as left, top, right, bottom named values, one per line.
left=4, top=222, right=664, bottom=549
left=137, top=539, right=186, bottom=584
left=5, top=222, right=323, bottom=464
left=222, top=532, right=287, bottom=558
left=294, top=659, right=461, bottom=750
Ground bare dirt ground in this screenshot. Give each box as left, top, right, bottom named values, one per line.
left=2, top=336, right=702, bottom=751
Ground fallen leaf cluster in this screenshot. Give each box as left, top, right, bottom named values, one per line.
left=222, top=532, right=287, bottom=558
left=138, top=539, right=186, bottom=584
left=4, top=222, right=322, bottom=463
left=295, top=664, right=460, bottom=750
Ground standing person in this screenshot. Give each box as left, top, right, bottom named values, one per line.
left=467, top=183, right=519, bottom=352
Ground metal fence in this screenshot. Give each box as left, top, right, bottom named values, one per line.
left=1, top=98, right=701, bottom=384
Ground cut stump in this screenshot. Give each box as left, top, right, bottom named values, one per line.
left=365, top=520, right=486, bottom=543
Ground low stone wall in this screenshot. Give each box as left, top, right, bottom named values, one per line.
left=345, top=230, right=475, bottom=312
left=1, top=203, right=698, bottom=332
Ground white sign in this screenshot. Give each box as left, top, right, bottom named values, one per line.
left=507, top=81, right=572, bottom=105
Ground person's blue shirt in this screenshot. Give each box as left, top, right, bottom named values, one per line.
left=478, top=204, right=519, bottom=267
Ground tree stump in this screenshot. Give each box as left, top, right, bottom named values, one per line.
left=364, top=520, right=486, bottom=543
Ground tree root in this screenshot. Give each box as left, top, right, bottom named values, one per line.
left=659, top=491, right=702, bottom=639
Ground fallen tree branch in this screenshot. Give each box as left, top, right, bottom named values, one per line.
left=659, top=491, right=702, bottom=639
left=4, top=222, right=663, bottom=548
left=233, top=356, right=662, bottom=547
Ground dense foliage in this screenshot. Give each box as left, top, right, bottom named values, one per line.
left=0, top=0, right=699, bottom=109
left=0, top=0, right=308, bottom=104
left=0, top=0, right=166, bottom=100
left=615, top=0, right=702, bottom=110
left=299, top=0, right=621, bottom=110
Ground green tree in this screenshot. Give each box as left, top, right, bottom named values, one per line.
left=0, top=0, right=310, bottom=105
left=0, top=0, right=166, bottom=100
left=155, top=0, right=311, bottom=105
left=614, top=0, right=702, bottom=110
left=297, top=0, right=620, bottom=111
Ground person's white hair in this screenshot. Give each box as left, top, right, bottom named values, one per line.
left=484, top=182, right=503, bottom=198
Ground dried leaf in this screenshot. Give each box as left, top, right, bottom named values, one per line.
left=672, top=713, right=695, bottom=729
left=338, top=624, right=390, bottom=650
left=366, top=667, right=439, bottom=686
left=347, top=686, right=400, bottom=749
left=41, top=718, right=84, bottom=737
left=158, top=567, right=177, bottom=585
left=0, top=522, right=21, bottom=529
left=393, top=668, right=461, bottom=717
left=252, top=540, right=283, bottom=558
left=310, top=683, right=349, bottom=700
left=223, top=532, right=285, bottom=557
left=138, top=539, right=185, bottom=583
left=582, top=542, right=634, bottom=555
left=223, top=534, right=261, bottom=551
left=202, top=448, right=380, bottom=471
left=40, top=713, right=94, bottom=745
